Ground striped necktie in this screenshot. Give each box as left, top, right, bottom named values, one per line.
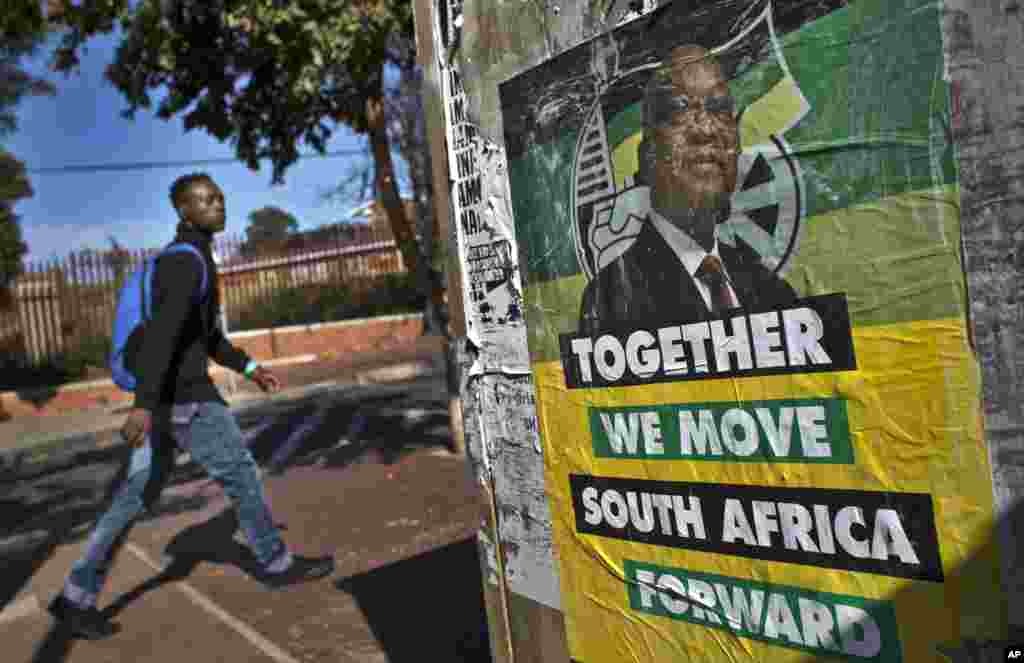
left=696, top=254, right=736, bottom=313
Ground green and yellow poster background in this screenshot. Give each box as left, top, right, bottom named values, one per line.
left=499, top=0, right=1006, bottom=660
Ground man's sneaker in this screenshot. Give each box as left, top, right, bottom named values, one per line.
left=258, top=555, right=335, bottom=589
left=47, top=595, right=120, bottom=640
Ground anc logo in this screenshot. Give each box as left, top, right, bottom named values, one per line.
left=571, top=3, right=809, bottom=280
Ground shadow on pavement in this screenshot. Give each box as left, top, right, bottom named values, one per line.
left=336, top=537, right=492, bottom=663
left=103, top=508, right=264, bottom=619
left=0, top=459, right=137, bottom=615
left=23, top=465, right=142, bottom=663
left=0, top=501, right=93, bottom=609
left=13, top=385, right=59, bottom=412
left=237, top=385, right=451, bottom=473
left=0, top=448, right=235, bottom=635
left=29, top=508, right=263, bottom=663
left=3, top=380, right=454, bottom=636
left=29, top=623, right=75, bottom=663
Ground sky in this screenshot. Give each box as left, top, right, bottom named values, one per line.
left=6, top=31, right=407, bottom=265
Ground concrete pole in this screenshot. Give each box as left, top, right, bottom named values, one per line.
left=944, top=0, right=1024, bottom=644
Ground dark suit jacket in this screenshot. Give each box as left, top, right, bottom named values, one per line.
left=579, top=220, right=798, bottom=335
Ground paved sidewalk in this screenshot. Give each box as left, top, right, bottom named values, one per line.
left=0, top=333, right=492, bottom=663
left=0, top=446, right=489, bottom=663
left=0, top=336, right=447, bottom=478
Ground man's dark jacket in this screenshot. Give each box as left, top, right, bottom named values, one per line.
left=578, top=220, right=799, bottom=335
left=132, top=225, right=251, bottom=411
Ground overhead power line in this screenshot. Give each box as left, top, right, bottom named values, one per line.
left=25, top=148, right=368, bottom=175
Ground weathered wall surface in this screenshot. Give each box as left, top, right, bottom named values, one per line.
left=418, top=0, right=1024, bottom=660
left=415, top=1, right=644, bottom=660
left=416, top=2, right=667, bottom=659
left=944, top=0, right=1024, bottom=634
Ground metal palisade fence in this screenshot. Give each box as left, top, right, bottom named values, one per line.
left=0, top=223, right=405, bottom=369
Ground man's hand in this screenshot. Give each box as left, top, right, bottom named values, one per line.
left=250, top=365, right=281, bottom=394
left=121, top=408, right=152, bottom=448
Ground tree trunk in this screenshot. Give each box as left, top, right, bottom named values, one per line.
left=366, top=72, right=419, bottom=276
left=366, top=63, right=448, bottom=336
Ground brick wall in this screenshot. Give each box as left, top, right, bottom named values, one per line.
left=228, top=314, right=424, bottom=361
left=0, top=313, right=425, bottom=419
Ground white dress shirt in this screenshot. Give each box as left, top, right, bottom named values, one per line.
left=648, top=209, right=740, bottom=310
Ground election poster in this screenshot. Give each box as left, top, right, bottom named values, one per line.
left=498, top=0, right=1006, bottom=661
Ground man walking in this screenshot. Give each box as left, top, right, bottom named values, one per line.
left=49, top=173, right=335, bottom=640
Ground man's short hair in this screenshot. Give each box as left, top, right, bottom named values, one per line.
left=169, top=173, right=215, bottom=210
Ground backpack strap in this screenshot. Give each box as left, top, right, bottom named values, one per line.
left=159, top=243, right=210, bottom=300
left=139, top=242, right=212, bottom=327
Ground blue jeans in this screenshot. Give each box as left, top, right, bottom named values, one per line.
left=65, top=402, right=287, bottom=603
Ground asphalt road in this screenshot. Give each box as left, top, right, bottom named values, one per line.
left=0, top=376, right=492, bottom=663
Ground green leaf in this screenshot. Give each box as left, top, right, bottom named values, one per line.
left=43, top=0, right=423, bottom=194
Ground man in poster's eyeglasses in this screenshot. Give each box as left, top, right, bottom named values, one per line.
left=579, top=44, right=797, bottom=334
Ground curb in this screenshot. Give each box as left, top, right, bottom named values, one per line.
left=0, top=354, right=319, bottom=419
left=0, top=379, right=354, bottom=483
left=0, top=361, right=444, bottom=483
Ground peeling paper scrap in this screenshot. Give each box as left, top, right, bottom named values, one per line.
left=481, top=375, right=561, bottom=609
left=440, top=48, right=530, bottom=375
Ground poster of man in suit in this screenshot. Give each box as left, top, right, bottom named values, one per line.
left=578, top=42, right=799, bottom=334
left=498, top=0, right=1004, bottom=661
